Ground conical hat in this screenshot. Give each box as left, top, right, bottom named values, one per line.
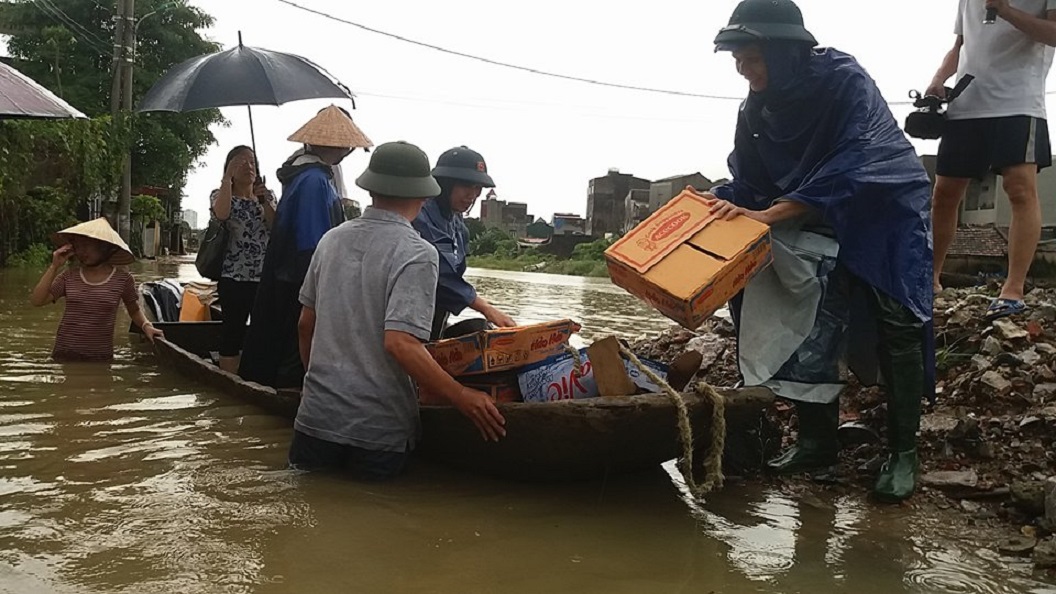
left=52, top=217, right=135, bottom=265
left=287, top=105, right=373, bottom=149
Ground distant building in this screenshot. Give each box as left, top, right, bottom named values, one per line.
left=479, top=190, right=532, bottom=237
left=623, top=188, right=652, bottom=233
left=648, top=172, right=712, bottom=211
left=552, top=213, right=587, bottom=236
left=526, top=218, right=553, bottom=239
left=586, top=169, right=650, bottom=237
left=619, top=173, right=713, bottom=233
left=181, top=209, right=198, bottom=230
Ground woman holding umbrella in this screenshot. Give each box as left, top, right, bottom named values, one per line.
left=238, top=106, right=372, bottom=389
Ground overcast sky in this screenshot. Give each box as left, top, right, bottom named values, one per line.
left=134, top=1, right=1056, bottom=222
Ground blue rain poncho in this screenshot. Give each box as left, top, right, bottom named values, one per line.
left=713, top=47, right=933, bottom=322
left=713, top=45, right=934, bottom=398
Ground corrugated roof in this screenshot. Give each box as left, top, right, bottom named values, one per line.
left=948, top=225, right=1007, bottom=258
left=0, top=61, right=87, bottom=119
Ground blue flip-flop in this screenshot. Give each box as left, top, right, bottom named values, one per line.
left=984, top=298, right=1027, bottom=322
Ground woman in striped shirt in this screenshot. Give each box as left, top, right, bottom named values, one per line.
left=29, top=218, right=163, bottom=362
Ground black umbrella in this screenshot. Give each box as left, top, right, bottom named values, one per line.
left=137, top=33, right=355, bottom=154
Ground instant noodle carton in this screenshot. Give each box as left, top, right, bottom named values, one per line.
left=425, top=320, right=579, bottom=377
left=605, top=189, right=772, bottom=330
left=419, top=371, right=522, bottom=405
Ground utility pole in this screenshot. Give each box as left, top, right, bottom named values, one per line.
left=119, top=0, right=135, bottom=243
left=109, top=0, right=134, bottom=242
left=108, top=0, right=126, bottom=116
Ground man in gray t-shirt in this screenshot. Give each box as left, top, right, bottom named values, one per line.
left=929, top=0, right=1056, bottom=321
left=290, top=141, right=506, bottom=479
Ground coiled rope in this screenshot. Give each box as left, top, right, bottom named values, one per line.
left=564, top=343, right=726, bottom=496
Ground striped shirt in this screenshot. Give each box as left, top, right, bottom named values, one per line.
left=49, top=267, right=139, bottom=362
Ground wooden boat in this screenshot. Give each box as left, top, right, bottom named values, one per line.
left=149, top=321, right=774, bottom=481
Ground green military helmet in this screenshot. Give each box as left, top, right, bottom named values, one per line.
left=431, top=145, right=496, bottom=188
left=714, top=0, right=817, bottom=49
left=355, top=141, right=441, bottom=199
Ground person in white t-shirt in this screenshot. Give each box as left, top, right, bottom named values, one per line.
left=929, top=0, right=1056, bottom=321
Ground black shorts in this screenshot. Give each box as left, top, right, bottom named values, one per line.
left=936, top=116, right=1051, bottom=179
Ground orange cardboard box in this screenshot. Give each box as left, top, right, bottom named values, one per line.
left=604, top=190, right=772, bottom=330
left=419, top=372, right=522, bottom=405
left=425, top=319, right=578, bottom=377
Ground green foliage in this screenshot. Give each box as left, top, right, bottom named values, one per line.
left=1, top=0, right=224, bottom=265
left=466, top=232, right=613, bottom=278
left=131, top=194, right=165, bottom=223
left=464, top=217, right=487, bottom=240
left=6, top=243, right=54, bottom=269
left=469, top=227, right=518, bottom=256
left=0, top=118, right=125, bottom=264
left=570, top=237, right=615, bottom=261
left=466, top=254, right=610, bottom=278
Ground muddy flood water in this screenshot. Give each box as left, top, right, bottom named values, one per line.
left=0, top=258, right=1053, bottom=593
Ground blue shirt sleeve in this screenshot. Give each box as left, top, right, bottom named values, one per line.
left=413, top=205, right=477, bottom=315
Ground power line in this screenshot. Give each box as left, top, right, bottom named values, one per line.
left=355, top=89, right=723, bottom=123
left=38, top=0, right=110, bottom=48
left=29, top=0, right=112, bottom=56
left=274, top=0, right=1056, bottom=109
left=272, top=0, right=745, bottom=101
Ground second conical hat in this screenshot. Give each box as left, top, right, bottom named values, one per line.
left=287, top=105, right=373, bottom=149
left=51, top=217, right=135, bottom=265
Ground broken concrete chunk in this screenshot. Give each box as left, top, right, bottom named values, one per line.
left=921, top=469, right=979, bottom=490
left=994, top=319, right=1029, bottom=341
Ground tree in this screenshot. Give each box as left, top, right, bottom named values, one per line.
left=3, top=0, right=222, bottom=209
left=0, top=117, right=126, bottom=264
left=469, top=227, right=516, bottom=256
left=464, top=217, right=487, bottom=240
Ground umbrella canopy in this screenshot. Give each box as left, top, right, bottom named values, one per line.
left=0, top=61, right=87, bottom=120
left=137, top=43, right=354, bottom=113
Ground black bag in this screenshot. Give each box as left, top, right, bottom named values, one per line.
left=195, top=218, right=229, bottom=280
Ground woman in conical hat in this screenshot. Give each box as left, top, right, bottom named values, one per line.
left=30, top=217, right=163, bottom=361
left=239, top=105, right=371, bottom=388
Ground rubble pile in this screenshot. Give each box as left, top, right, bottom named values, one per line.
left=629, top=285, right=1056, bottom=568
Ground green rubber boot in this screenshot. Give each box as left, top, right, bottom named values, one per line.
left=767, top=401, right=840, bottom=475
left=871, top=291, right=925, bottom=504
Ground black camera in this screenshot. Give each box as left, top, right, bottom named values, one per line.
left=904, top=75, right=974, bottom=140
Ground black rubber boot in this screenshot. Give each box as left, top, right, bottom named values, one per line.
left=767, top=401, right=840, bottom=475
left=871, top=291, right=925, bottom=504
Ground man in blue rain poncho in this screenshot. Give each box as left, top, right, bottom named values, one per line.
left=704, top=0, right=934, bottom=502
left=239, top=106, right=372, bottom=388
left=413, top=146, right=516, bottom=340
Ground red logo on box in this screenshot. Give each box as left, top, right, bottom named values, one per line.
left=651, top=211, right=691, bottom=242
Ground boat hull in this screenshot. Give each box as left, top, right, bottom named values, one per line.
left=151, top=323, right=773, bottom=481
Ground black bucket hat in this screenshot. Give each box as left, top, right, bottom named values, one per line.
left=714, top=0, right=817, bottom=50
left=355, top=141, right=441, bottom=199
left=431, top=146, right=496, bottom=188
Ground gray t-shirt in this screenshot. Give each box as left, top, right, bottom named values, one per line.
left=948, top=0, right=1056, bottom=120
left=295, top=207, right=439, bottom=452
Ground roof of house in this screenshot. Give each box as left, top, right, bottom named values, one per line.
left=654, top=172, right=711, bottom=184
left=0, top=61, right=87, bottom=120
left=948, top=225, right=1007, bottom=258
